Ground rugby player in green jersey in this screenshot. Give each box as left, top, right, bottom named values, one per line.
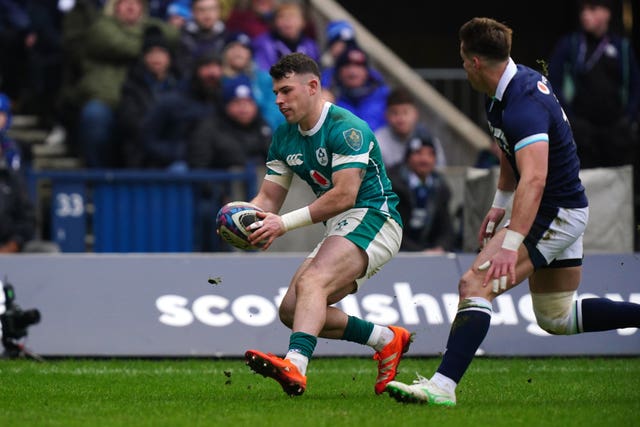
left=244, top=53, right=412, bottom=396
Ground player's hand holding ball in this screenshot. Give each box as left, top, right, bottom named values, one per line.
left=216, top=201, right=266, bottom=251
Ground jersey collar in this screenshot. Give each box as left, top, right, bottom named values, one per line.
left=494, top=58, right=517, bottom=101
left=299, top=101, right=332, bottom=136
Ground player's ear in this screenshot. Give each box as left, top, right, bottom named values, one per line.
left=307, top=77, right=320, bottom=95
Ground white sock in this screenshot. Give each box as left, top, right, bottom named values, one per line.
left=367, top=325, right=395, bottom=352
left=285, top=351, right=309, bottom=376
left=431, top=372, right=457, bottom=395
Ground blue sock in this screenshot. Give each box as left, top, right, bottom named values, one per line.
left=437, top=297, right=492, bottom=384
left=580, top=298, right=640, bottom=332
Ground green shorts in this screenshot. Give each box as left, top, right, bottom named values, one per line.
left=308, top=208, right=402, bottom=287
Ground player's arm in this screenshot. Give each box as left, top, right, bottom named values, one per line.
left=251, top=178, right=289, bottom=214
left=509, top=141, right=547, bottom=237
left=306, top=167, right=361, bottom=221
left=481, top=139, right=548, bottom=290
left=478, top=149, right=516, bottom=248
left=248, top=168, right=362, bottom=250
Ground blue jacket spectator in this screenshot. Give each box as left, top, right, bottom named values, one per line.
left=221, top=31, right=283, bottom=131
left=251, top=1, right=319, bottom=71
left=0, top=93, right=21, bottom=171
left=326, top=46, right=389, bottom=132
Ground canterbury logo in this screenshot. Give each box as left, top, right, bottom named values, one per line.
left=286, top=154, right=303, bottom=166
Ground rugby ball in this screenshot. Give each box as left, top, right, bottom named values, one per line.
left=216, top=201, right=264, bottom=251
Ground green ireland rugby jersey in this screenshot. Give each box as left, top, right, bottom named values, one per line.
left=265, top=102, right=402, bottom=226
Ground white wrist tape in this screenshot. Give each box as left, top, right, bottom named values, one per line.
left=502, top=229, right=524, bottom=251
left=281, top=206, right=313, bottom=231
left=492, top=189, right=514, bottom=209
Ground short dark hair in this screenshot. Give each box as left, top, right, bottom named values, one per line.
left=386, top=87, right=416, bottom=108
left=269, top=53, right=321, bottom=80
left=459, top=17, right=512, bottom=61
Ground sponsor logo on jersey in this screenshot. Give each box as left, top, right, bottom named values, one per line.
left=316, top=147, right=328, bottom=166
left=286, top=153, right=303, bottom=166
left=537, top=80, right=550, bottom=95
left=310, top=170, right=330, bottom=188
left=343, top=128, right=363, bottom=151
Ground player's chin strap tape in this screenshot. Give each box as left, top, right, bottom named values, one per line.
left=531, top=291, right=582, bottom=335
left=281, top=206, right=313, bottom=231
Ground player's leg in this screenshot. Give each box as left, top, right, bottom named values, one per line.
left=245, top=235, right=382, bottom=395
left=285, top=232, right=411, bottom=394
left=386, top=227, right=534, bottom=405
left=528, top=205, right=640, bottom=335
left=245, top=237, right=364, bottom=396
left=530, top=267, right=640, bottom=335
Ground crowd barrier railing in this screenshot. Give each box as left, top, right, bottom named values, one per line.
left=27, top=165, right=258, bottom=252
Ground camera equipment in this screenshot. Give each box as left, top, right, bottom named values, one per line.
left=1, top=279, right=43, bottom=360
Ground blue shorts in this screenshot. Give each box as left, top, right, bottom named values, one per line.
left=523, top=206, right=589, bottom=269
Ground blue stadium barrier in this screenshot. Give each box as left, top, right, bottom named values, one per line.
left=27, top=166, right=258, bottom=253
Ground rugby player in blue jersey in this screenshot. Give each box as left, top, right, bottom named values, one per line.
left=385, top=17, right=640, bottom=406
left=243, top=53, right=412, bottom=396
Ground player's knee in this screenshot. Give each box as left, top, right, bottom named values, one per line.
left=458, top=270, right=479, bottom=299
left=532, top=291, right=578, bottom=335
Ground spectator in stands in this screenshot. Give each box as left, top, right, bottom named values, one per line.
left=189, top=73, right=271, bottom=169
left=221, top=31, right=283, bottom=131
left=57, top=0, right=108, bottom=150
left=325, top=45, right=389, bottom=132
left=189, top=74, right=271, bottom=251
left=0, top=93, right=22, bottom=172
left=0, top=0, right=64, bottom=127
left=0, top=142, right=59, bottom=253
left=68, top=0, right=178, bottom=167
left=225, top=0, right=278, bottom=39
left=175, top=0, right=227, bottom=77
left=387, top=136, right=456, bottom=253
left=166, top=0, right=192, bottom=30
left=139, top=50, right=223, bottom=169
left=251, top=1, right=320, bottom=72
left=117, top=26, right=184, bottom=168
left=375, top=87, right=446, bottom=169
left=320, top=19, right=358, bottom=87
left=548, top=0, right=639, bottom=170
left=145, top=0, right=172, bottom=18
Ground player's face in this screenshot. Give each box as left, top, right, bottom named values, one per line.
left=273, top=72, right=314, bottom=124
left=460, top=43, right=482, bottom=92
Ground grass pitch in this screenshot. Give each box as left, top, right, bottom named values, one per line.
left=1, top=357, right=638, bottom=427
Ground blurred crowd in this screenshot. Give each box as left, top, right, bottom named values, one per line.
left=0, top=0, right=637, bottom=253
